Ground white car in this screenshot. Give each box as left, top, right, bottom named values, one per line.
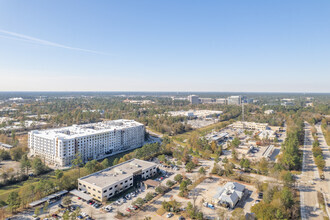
left=166, top=213, right=174, bottom=218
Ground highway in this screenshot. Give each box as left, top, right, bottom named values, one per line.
left=299, top=122, right=323, bottom=220
left=315, top=123, right=330, bottom=218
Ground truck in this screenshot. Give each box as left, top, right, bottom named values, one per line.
left=203, top=202, right=215, bottom=209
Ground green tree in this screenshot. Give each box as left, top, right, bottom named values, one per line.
left=133, top=197, right=145, bottom=207
left=280, top=171, right=294, bottom=186
left=145, top=192, right=154, bottom=201
left=198, top=167, right=206, bottom=175
left=174, top=174, right=183, bottom=183
left=55, top=169, right=64, bottom=180
left=63, top=210, right=70, bottom=220
left=251, top=202, right=275, bottom=220
left=32, top=157, right=46, bottom=175
left=113, top=158, right=119, bottom=166
left=211, top=141, right=217, bottom=153
left=34, top=207, right=40, bottom=216
left=20, top=154, right=31, bottom=174
left=232, top=149, right=238, bottom=160
left=280, top=187, right=294, bottom=208
left=101, top=158, right=110, bottom=168
left=43, top=201, right=49, bottom=213
left=166, top=180, right=175, bottom=187
left=155, top=186, right=168, bottom=195
left=230, top=207, right=245, bottom=220
left=185, top=161, right=195, bottom=172
left=232, top=137, right=241, bottom=147
left=72, top=153, right=83, bottom=178
left=257, top=158, right=269, bottom=175
left=315, top=155, right=325, bottom=170
left=85, top=160, right=98, bottom=173
left=62, top=196, right=71, bottom=207
left=158, top=154, right=166, bottom=163
left=7, top=192, right=21, bottom=213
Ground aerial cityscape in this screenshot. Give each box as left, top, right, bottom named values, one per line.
left=0, top=1, right=329, bottom=220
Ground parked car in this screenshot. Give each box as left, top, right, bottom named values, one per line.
left=126, top=208, right=132, bottom=212
left=81, top=212, right=88, bottom=217
left=166, top=213, right=174, bottom=218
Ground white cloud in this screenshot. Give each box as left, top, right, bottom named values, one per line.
left=0, top=29, right=107, bottom=55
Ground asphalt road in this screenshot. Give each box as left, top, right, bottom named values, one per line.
left=316, top=123, right=330, bottom=217
left=298, top=122, right=323, bottom=220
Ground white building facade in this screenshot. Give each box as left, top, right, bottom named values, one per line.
left=28, top=120, right=145, bottom=166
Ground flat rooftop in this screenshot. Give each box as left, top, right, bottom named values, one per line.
left=30, top=119, right=143, bottom=140
left=168, top=110, right=222, bottom=117
left=79, top=159, right=157, bottom=188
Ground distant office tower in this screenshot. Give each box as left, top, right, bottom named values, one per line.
left=216, top=98, right=227, bottom=104
left=28, top=120, right=145, bottom=167
left=227, top=96, right=241, bottom=105
left=188, top=95, right=200, bottom=104
left=199, top=98, right=214, bottom=104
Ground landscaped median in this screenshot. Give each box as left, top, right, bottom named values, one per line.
left=311, top=126, right=326, bottom=175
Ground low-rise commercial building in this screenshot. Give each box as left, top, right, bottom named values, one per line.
left=0, top=142, right=13, bottom=150
left=232, top=121, right=268, bottom=130
left=167, top=110, right=222, bottom=118
left=264, top=110, right=274, bottom=115
left=213, top=182, right=246, bottom=208
left=205, top=132, right=229, bottom=143
left=78, top=159, right=157, bottom=202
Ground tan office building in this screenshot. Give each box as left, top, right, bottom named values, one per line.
left=78, top=158, right=157, bottom=202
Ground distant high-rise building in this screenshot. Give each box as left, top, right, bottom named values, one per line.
left=188, top=95, right=200, bottom=104
left=199, top=98, right=214, bottom=104
left=227, top=96, right=241, bottom=105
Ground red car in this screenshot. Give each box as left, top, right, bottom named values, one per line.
left=133, top=205, right=138, bottom=210
left=78, top=197, right=81, bottom=200
left=126, top=208, right=132, bottom=212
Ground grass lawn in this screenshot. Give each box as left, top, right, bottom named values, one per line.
left=0, top=171, right=56, bottom=202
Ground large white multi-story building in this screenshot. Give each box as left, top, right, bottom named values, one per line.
left=28, top=120, right=145, bottom=167
left=78, top=158, right=157, bottom=202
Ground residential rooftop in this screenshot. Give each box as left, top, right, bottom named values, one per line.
left=30, top=119, right=143, bottom=140
left=78, top=159, right=157, bottom=188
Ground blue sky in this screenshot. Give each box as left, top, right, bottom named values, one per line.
left=0, top=0, right=329, bottom=92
